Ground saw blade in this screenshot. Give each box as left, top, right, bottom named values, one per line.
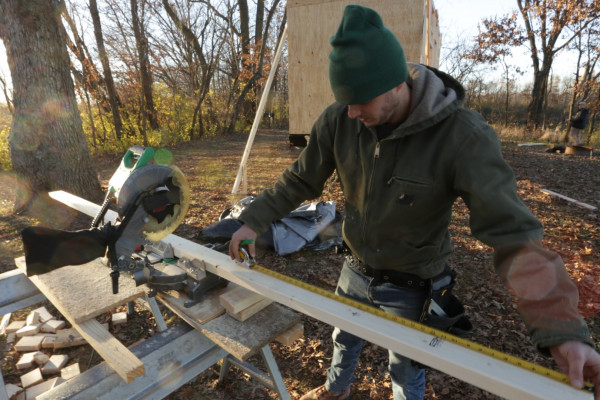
left=117, top=164, right=190, bottom=242
left=143, top=166, right=190, bottom=241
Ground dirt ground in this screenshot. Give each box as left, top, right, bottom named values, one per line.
left=0, top=130, right=599, bottom=399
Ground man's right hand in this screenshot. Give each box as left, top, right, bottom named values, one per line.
left=229, top=224, right=257, bottom=262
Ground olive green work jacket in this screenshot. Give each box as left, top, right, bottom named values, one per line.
left=239, top=63, right=592, bottom=351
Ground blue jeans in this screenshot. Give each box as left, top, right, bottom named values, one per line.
left=324, top=259, right=427, bottom=400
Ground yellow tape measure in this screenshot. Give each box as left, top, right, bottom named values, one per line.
left=248, top=262, right=594, bottom=393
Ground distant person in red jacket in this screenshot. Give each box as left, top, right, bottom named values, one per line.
left=567, top=101, right=589, bottom=145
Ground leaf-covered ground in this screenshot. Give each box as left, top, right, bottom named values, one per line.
left=0, top=130, right=598, bottom=399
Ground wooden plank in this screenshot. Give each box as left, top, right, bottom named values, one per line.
left=219, top=284, right=265, bottom=314
left=287, top=0, right=440, bottom=136
left=49, top=190, right=594, bottom=400
left=225, top=297, right=273, bottom=322
left=0, top=269, right=45, bottom=316
left=15, top=257, right=147, bottom=323
left=14, top=257, right=144, bottom=383
left=275, top=322, right=304, bottom=346
left=0, top=313, right=10, bottom=335
left=158, top=291, right=299, bottom=361
left=192, top=303, right=299, bottom=361
left=37, top=323, right=228, bottom=400
left=156, top=287, right=228, bottom=325
left=540, top=189, right=598, bottom=211
left=73, top=319, right=144, bottom=383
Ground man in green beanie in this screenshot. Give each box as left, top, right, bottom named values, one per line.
left=229, top=4, right=600, bottom=400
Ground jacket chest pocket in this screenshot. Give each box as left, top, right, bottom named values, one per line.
left=387, top=177, right=433, bottom=207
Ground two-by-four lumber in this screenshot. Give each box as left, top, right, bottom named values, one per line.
left=219, top=283, right=273, bottom=321
left=15, top=257, right=145, bottom=383
left=219, top=284, right=265, bottom=314
left=275, top=322, right=304, bottom=346
left=540, top=189, right=598, bottom=211
left=156, top=286, right=228, bottom=325
left=37, top=323, right=228, bottom=400
left=48, top=190, right=594, bottom=400
left=226, top=298, right=273, bottom=322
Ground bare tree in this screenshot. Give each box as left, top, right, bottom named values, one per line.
left=0, top=73, right=12, bottom=113
left=0, top=0, right=101, bottom=208
left=161, top=0, right=222, bottom=139
left=515, top=0, right=600, bottom=130
left=439, top=33, right=481, bottom=83
left=465, top=14, right=526, bottom=126
left=564, top=21, right=600, bottom=143
left=226, top=0, right=284, bottom=134
left=89, top=0, right=124, bottom=140
left=131, top=0, right=159, bottom=134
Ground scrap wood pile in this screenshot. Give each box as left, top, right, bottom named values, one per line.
left=1, top=306, right=88, bottom=399
left=0, top=282, right=304, bottom=400
left=0, top=302, right=156, bottom=399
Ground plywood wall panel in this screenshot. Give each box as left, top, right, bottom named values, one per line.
left=288, top=0, right=440, bottom=135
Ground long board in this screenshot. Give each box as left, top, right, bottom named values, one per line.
left=48, top=190, right=593, bottom=400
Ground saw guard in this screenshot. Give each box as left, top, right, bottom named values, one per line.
left=144, top=166, right=190, bottom=241
left=117, top=164, right=190, bottom=242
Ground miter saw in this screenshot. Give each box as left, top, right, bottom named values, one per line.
left=21, top=146, right=227, bottom=307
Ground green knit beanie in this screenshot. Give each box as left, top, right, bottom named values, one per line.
left=329, top=5, right=408, bottom=105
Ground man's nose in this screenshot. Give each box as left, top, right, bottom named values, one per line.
left=347, top=105, right=361, bottom=119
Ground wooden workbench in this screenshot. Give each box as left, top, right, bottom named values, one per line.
left=157, top=290, right=299, bottom=361
left=15, top=256, right=147, bottom=383
left=9, top=256, right=299, bottom=399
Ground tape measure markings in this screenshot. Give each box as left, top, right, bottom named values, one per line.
left=249, top=263, right=593, bottom=392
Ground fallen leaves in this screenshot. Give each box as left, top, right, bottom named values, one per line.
left=0, top=132, right=598, bottom=399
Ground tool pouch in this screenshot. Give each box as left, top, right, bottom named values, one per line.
left=420, top=266, right=473, bottom=337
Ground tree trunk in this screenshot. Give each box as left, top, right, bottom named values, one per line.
left=131, top=0, right=159, bottom=131
left=227, top=0, right=280, bottom=134
left=255, top=0, right=264, bottom=47
left=0, top=0, right=101, bottom=207
left=0, top=75, right=13, bottom=113
left=503, top=61, right=509, bottom=127
left=526, top=64, right=550, bottom=131
left=89, top=0, right=124, bottom=141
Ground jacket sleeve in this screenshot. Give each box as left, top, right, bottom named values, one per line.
left=570, top=111, right=583, bottom=125
left=238, top=110, right=338, bottom=235
left=451, top=111, right=593, bottom=352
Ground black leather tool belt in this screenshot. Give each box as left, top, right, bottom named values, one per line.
left=346, top=255, right=429, bottom=290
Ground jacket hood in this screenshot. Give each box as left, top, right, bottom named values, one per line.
left=389, top=63, right=465, bottom=138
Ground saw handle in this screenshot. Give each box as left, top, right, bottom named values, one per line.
left=124, top=146, right=154, bottom=170
left=110, top=269, right=119, bottom=294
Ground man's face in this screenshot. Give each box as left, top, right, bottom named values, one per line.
left=346, top=84, right=407, bottom=127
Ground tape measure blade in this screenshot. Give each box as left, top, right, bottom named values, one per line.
left=248, top=265, right=591, bottom=400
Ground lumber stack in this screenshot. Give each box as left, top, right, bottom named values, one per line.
left=219, top=284, right=273, bottom=322
left=217, top=285, right=305, bottom=346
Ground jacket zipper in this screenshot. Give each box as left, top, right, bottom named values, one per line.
left=361, top=141, right=380, bottom=243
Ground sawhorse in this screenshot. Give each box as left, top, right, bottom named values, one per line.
left=1, top=262, right=297, bottom=399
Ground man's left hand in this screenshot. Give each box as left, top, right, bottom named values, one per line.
left=550, top=340, right=600, bottom=399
